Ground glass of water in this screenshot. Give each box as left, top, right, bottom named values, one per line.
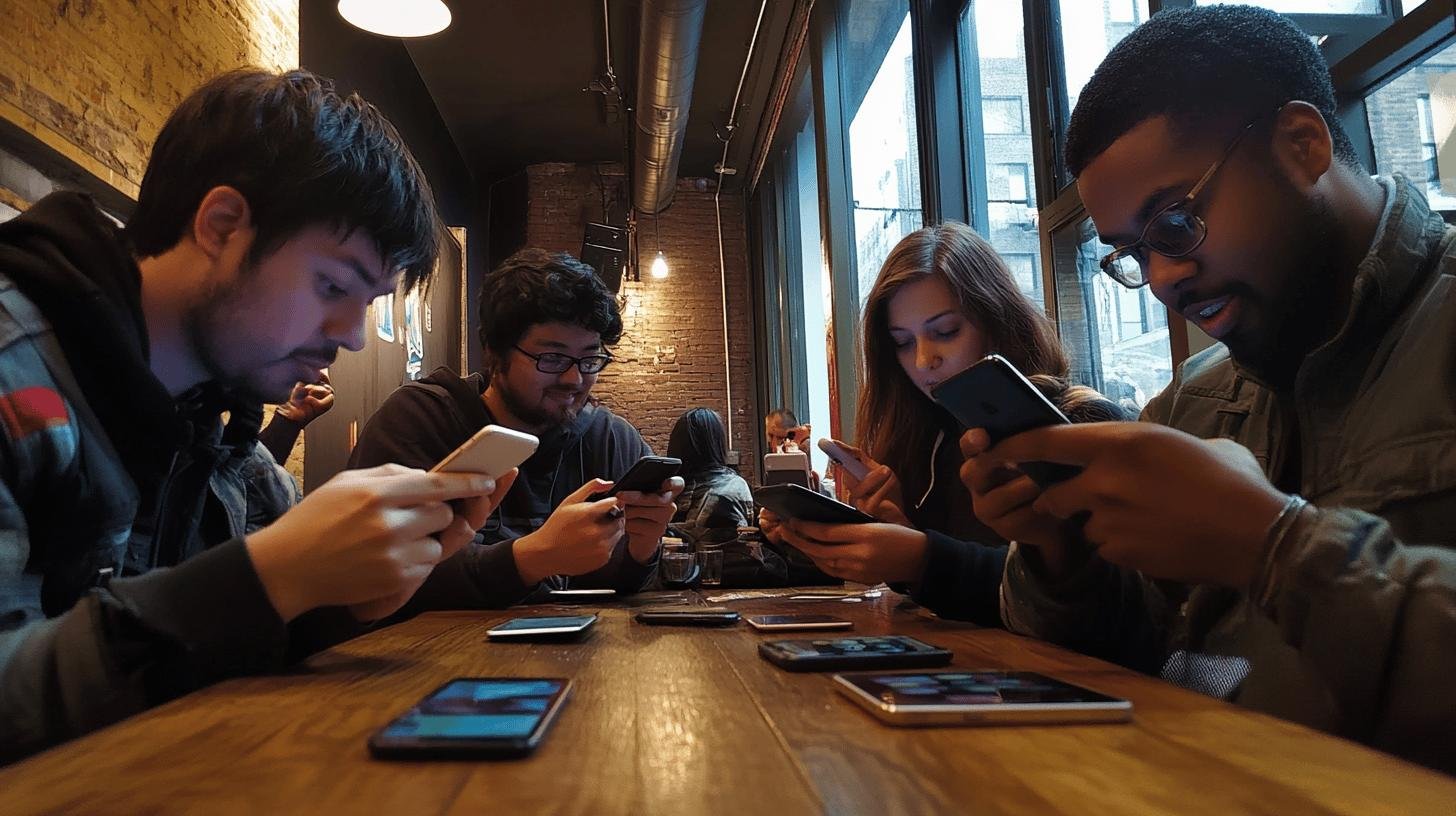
left=697, top=544, right=724, bottom=586
left=659, top=537, right=698, bottom=589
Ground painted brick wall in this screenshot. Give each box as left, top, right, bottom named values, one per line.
left=522, top=163, right=760, bottom=461
left=0, top=0, right=299, bottom=198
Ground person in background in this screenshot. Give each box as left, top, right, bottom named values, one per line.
left=764, top=407, right=809, bottom=455
left=667, top=408, right=754, bottom=547
left=776, top=222, right=1125, bottom=624
left=349, top=248, right=683, bottom=610
left=0, top=69, right=507, bottom=763
left=963, top=5, right=1456, bottom=774
left=257, top=370, right=335, bottom=464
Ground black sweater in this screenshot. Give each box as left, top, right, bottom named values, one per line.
left=348, top=367, right=655, bottom=609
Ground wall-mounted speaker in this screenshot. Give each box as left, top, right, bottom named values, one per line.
left=581, top=221, right=627, bottom=293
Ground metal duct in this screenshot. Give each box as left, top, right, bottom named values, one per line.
left=633, top=0, right=708, bottom=214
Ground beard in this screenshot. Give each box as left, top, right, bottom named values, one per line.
left=1226, top=179, right=1342, bottom=388
left=496, top=378, right=584, bottom=430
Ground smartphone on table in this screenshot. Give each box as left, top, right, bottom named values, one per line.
left=833, top=670, right=1132, bottom=726
left=758, top=635, right=952, bottom=672
left=930, top=354, right=1079, bottom=487
left=753, top=483, right=876, bottom=525
left=547, top=588, right=617, bottom=601
left=431, top=424, right=539, bottom=477
left=816, top=438, right=870, bottom=482
left=368, top=678, right=572, bottom=759
left=634, top=606, right=741, bottom=626
left=486, top=614, right=598, bottom=641
left=745, top=613, right=853, bottom=632
left=588, top=455, right=682, bottom=501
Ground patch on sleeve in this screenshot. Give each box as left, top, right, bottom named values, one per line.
left=0, top=386, right=70, bottom=440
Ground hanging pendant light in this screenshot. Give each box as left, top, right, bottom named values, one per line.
left=650, top=211, right=669, bottom=279
left=337, top=0, right=452, bottom=38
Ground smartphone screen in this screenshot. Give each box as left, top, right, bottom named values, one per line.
left=370, top=678, right=571, bottom=758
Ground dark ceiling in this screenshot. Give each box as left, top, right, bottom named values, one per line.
left=397, top=0, right=796, bottom=185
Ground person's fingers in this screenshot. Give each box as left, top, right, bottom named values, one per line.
left=960, top=428, right=992, bottom=458
left=366, top=470, right=498, bottom=505
left=564, top=478, right=614, bottom=504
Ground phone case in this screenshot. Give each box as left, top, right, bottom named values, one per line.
left=930, top=355, right=1081, bottom=486
left=589, top=456, right=682, bottom=501
left=753, top=483, right=875, bottom=525
left=432, top=425, right=540, bottom=478
left=817, top=438, right=870, bottom=481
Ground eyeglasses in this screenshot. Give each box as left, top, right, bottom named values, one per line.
left=512, top=344, right=613, bottom=374
left=1098, top=109, right=1274, bottom=289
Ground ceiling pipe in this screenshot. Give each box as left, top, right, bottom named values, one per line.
left=633, top=0, right=708, bottom=215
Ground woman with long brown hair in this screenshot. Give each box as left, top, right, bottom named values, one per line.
left=777, top=222, right=1124, bottom=623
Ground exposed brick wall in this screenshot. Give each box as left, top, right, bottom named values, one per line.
left=522, top=163, right=760, bottom=460
left=0, top=0, right=298, bottom=198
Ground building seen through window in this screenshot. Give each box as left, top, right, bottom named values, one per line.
left=1368, top=40, right=1456, bottom=214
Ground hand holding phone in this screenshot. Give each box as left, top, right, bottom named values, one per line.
left=930, top=355, right=1080, bottom=486
left=753, top=484, right=875, bottom=525
left=817, top=438, right=870, bottom=482
left=587, top=456, right=682, bottom=502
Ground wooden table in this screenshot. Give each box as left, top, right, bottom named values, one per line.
left=3, top=588, right=1454, bottom=815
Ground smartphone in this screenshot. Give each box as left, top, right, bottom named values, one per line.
left=745, top=614, right=853, bottom=632
left=588, top=455, right=682, bottom=501
left=817, top=438, right=870, bottom=482
left=431, top=424, right=540, bottom=478
left=634, top=606, right=741, bottom=626
left=930, top=354, right=1080, bottom=486
left=547, top=588, right=617, bottom=599
left=758, top=635, right=953, bottom=672
left=834, top=670, right=1132, bottom=726
left=368, top=678, right=572, bottom=759
left=485, top=614, right=598, bottom=641
left=763, top=450, right=811, bottom=487
left=753, top=483, right=875, bottom=525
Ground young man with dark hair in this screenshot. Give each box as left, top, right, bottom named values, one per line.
left=349, top=248, right=683, bottom=609
left=961, top=5, right=1456, bottom=773
left=0, top=69, right=509, bottom=762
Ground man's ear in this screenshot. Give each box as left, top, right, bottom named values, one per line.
left=1270, top=102, right=1334, bottom=188
left=190, top=186, right=253, bottom=261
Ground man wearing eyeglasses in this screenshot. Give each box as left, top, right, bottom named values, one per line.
left=961, top=5, right=1456, bottom=774
left=349, top=248, right=683, bottom=610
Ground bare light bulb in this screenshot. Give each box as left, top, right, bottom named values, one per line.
left=338, top=0, right=451, bottom=38
left=650, top=251, right=670, bottom=279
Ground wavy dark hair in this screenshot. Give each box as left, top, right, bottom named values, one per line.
left=1065, top=4, right=1358, bottom=177
left=477, top=248, right=624, bottom=377
left=856, top=222, right=1070, bottom=504
left=668, top=407, right=730, bottom=481
left=128, top=68, right=439, bottom=290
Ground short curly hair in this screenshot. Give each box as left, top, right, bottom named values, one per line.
left=477, top=248, right=623, bottom=367
left=1065, top=4, right=1360, bottom=178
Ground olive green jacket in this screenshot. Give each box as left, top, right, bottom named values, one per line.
left=1001, top=176, right=1456, bottom=775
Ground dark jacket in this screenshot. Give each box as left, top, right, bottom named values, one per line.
left=0, top=193, right=287, bottom=762
left=672, top=467, right=754, bottom=547
left=347, top=367, right=656, bottom=609
left=1001, top=176, right=1456, bottom=775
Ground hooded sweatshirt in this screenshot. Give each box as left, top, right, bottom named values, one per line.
left=0, top=193, right=287, bottom=763
left=347, top=366, right=656, bottom=610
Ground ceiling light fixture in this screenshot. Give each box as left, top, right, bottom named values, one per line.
left=337, top=0, right=452, bottom=38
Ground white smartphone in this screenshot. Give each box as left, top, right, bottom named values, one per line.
left=833, top=670, right=1133, bottom=726
left=486, top=614, right=598, bottom=640
left=763, top=450, right=811, bottom=487
left=745, top=614, right=854, bottom=632
left=548, top=589, right=617, bottom=598
left=431, top=424, right=539, bottom=478
left=817, top=438, right=869, bottom=482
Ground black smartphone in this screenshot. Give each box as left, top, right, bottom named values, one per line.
left=485, top=614, right=598, bottom=641
left=753, top=483, right=876, bottom=525
left=588, top=455, right=682, bottom=501
left=368, top=678, right=573, bottom=759
left=634, top=606, right=741, bottom=626
left=758, top=635, right=953, bottom=672
left=930, top=354, right=1081, bottom=486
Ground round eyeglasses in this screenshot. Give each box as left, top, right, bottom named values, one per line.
left=512, top=344, right=613, bottom=374
left=1098, top=110, right=1273, bottom=289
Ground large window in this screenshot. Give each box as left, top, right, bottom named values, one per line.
left=1369, top=39, right=1456, bottom=213
left=841, top=2, right=923, bottom=304
left=1051, top=217, right=1171, bottom=414
left=961, top=0, right=1043, bottom=305
left=791, top=114, right=833, bottom=475
left=1060, top=1, right=1149, bottom=140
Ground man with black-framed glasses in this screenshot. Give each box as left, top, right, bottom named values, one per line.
left=350, top=248, right=683, bottom=610
left=961, top=5, right=1456, bottom=774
